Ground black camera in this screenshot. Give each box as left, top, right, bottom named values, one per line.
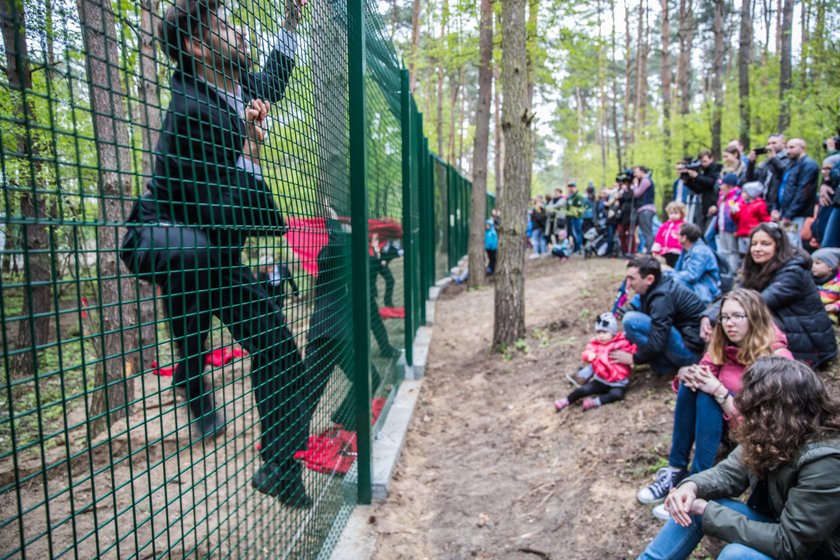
left=615, top=169, right=633, bottom=183
left=823, top=135, right=840, bottom=151
left=754, top=147, right=768, bottom=155
left=680, top=159, right=703, bottom=177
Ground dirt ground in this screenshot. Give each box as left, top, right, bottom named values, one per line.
left=370, top=256, right=839, bottom=560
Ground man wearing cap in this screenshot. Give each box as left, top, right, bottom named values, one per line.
left=773, top=138, right=820, bottom=248
left=566, top=181, right=587, bottom=254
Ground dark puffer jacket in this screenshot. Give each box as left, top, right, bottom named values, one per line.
left=758, top=254, right=837, bottom=367
left=634, top=275, right=707, bottom=364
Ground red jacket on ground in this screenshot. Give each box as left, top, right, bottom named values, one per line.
left=731, top=197, right=770, bottom=238
left=581, top=332, right=637, bottom=384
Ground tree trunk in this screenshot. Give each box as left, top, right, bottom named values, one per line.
left=711, top=0, right=725, bottom=160
left=494, top=62, right=504, bottom=197
left=775, top=0, right=782, bottom=54
left=409, top=0, right=422, bottom=92
left=762, top=0, right=771, bottom=55
left=436, top=0, right=448, bottom=156
left=738, top=0, right=751, bottom=148
left=526, top=0, right=538, bottom=188
left=661, top=0, right=672, bottom=169
left=468, top=0, right=493, bottom=289
left=623, top=0, right=632, bottom=148
left=447, top=73, right=460, bottom=163
left=634, top=0, right=648, bottom=134
left=458, top=66, right=466, bottom=171
left=135, top=0, right=162, bottom=374
left=494, top=0, right=531, bottom=349
left=77, top=0, right=139, bottom=424
left=676, top=0, right=694, bottom=152
left=777, top=0, right=793, bottom=132
left=1, top=0, right=53, bottom=377
left=610, top=0, right=623, bottom=170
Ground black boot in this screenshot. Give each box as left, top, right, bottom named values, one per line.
left=251, top=461, right=313, bottom=508
left=182, top=390, right=225, bottom=442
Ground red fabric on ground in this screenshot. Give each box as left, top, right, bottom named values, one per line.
left=205, top=347, right=247, bottom=367
left=294, top=398, right=387, bottom=475
left=150, top=361, right=174, bottom=377
left=378, top=307, right=405, bottom=319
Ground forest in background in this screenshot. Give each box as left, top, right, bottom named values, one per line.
left=387, top=0, right=840, bottom=195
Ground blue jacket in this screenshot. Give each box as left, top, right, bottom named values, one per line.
left=485, top=220, right=498, bottom=250
left=779, top=155, right=819, bottom=220
left=672, top=240, right=721, bottom=304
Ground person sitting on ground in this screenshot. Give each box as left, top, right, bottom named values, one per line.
left=636, top=289, right=792, bottom=518
left=611, top=256, right=706, bottom=376
left=670, top=223, right=721, bottom=305
left=811, top=247, right=840, bottom=323
left=555, top=313, right=637, bottom=411
left=700, top=222, right=837, bottom=367
left=551, top=229, right=572, bottom=259
left=651, top=201, right=686, bottom=268
left=730, top=181, right=770, bottom=258
left=636, top=357, right=840, bottom=560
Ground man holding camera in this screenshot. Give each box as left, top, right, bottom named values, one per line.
left=747, top=133, right=790, bottom=210
left=682, top=150, right=722, bottom=230
left=771, top=138, right=819, bottom=248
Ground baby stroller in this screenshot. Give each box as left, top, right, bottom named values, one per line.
left=582, top=221, right=620, bottom=259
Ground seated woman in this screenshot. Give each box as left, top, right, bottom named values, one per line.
left=637, top=289, right=792, bottom=514
left=701, top=222, right=837, bottom=367
left=637, top=357, right=840, bottom=560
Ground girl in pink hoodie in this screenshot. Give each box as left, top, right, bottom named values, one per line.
left=651, top=202, right=686, bottom=267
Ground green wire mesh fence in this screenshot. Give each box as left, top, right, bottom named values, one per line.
left=0, top=0, right=480, bottom=557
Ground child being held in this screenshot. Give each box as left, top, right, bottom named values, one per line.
left=730, top=181, right=770, bottom=257
left=555, top=313, right=637, bottom=412
left=811, top=247, right=840, bottom=323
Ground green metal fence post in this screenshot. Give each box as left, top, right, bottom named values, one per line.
left=400, top=68, right=414, bottom=369
left=348, top=0, right=373, bottom=505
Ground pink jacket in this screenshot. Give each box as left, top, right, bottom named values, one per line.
left=582, top=332, right=637, bottom=384
left=651, top=219, right=684, bottom=256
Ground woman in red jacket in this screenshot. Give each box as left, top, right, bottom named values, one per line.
left=730, top=181, right=770, bottom=258
left=555, top=313, right=637, bottom=412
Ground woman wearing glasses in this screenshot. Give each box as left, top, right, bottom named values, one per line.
left=637, top=289, right=792, bottom=518
left=700, top=222, right=837, bottom=367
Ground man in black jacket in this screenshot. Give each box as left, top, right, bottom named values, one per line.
left=773, top=138, right=820, bottom=248
left=747, top=133, right=790, bottom=208
left=120, top=0, right=311, bottom=507
left=683, top=150, right=722, bottom=229
left=610, top=256, right=705, bottom=375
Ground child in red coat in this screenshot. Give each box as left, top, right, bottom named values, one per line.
left=730, top=181, right=770, bottom=257
left=555, top=313, right=637, bottom=411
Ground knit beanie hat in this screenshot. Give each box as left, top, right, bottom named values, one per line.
left=812, top=248, right=840, bottom=271
left=742, top=181, right=765, bottom=198
left=594, top=312, right=618, bottom=335
left=721, top=173, right=740, bottom=186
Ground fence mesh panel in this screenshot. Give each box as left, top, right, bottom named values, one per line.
left=0, top=0, right=473, bottom=557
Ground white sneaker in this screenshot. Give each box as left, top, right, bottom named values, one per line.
left=637, top=467, right=687, bottom=504
left=652, top=503, right=670, bottom=521
left=528, top=253, right=540, bottom=260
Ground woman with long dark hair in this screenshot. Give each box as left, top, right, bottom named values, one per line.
left=638, top=357, right=840, bottom=559
left=701, top=222, right=837, bottom=367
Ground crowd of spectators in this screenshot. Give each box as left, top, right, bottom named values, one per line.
left=547, top=133, right=840, bottom=559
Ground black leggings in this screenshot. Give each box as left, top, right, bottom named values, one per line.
left=568, top=379, right=626, bottom=406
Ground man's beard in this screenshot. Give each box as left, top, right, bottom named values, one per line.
left=216, top=49, right=253, bottom=79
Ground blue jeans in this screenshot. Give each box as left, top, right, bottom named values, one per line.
left=637, top=210, right=656, bottom=254
left=622, top=311, right=700, bottom=374
left=637, top=498, right=775, bottom=560
left=670, top=383, right=725, bottom=473
left=821, top=207, right=840, bottom=248
left=569, top=218, right=584, bottom=254
left=606, top=223, right=617, bottom=255
left=530, top=230, right=546, bottom=254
